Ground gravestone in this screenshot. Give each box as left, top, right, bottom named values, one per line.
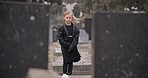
left=84, top=18, right=92, bottom=40
left=92, top=12, right=148, bottom=78
left=26, top=68, right=59, bottom=78
left=0, top=0, right=27, bottom=2
left=79, top=29, right=89, bottom=43
left=52, top=27, right=58, bottom=42
left=0, top=2, right=49, bottom=78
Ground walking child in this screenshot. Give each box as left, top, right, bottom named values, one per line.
left=58, top=10, right=81, bottom=77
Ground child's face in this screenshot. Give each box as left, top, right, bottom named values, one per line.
left=64, top=13, right=73, bottom=25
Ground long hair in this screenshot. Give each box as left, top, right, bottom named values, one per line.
left=63, top=10, right=80, bottom=24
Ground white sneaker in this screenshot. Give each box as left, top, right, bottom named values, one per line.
left=62, top=74, right=69, bottom=78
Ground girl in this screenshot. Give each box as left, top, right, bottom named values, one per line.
left=58, top=10, right=81, bottom=77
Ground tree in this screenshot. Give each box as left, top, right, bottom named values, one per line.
left=92, top=0, right=148, bottom=12
left=144, top=0, right=148, bottom=12
left=62, top=0, right=77, bottom=3
left=92, top=0, right=125, bottom=12
left=79, top=0, right=93, bottom=16
left=46, top=0, right=62, bottom=5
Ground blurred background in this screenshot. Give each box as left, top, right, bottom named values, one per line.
left=0, top=0, right=148, bottom=78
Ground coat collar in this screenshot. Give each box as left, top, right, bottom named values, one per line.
left=63, top=23, right=75, bottom=37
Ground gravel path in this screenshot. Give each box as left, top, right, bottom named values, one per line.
left=59, top=75, right=92, bottom=78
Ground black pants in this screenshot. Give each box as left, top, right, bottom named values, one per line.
left=63, top=62, right=73, bottom=75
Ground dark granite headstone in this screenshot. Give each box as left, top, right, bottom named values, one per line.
left=52, top=27, right=58, bottom=42
left=92, top=12, right=148, bottom=78
left=84, top=18, right=92, bottom=40
left=0, top=2, right=50, bottom=78
left=0, top=0, right=27, bottom=2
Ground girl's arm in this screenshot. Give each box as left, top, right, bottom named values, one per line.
left=58, top=27, right=70, bottom=48
left=68, top=28, right=79, bottom=52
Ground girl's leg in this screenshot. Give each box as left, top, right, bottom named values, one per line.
left=63, top=62, right=68, bottom=74
left=67, top=62, right=73, bottom=75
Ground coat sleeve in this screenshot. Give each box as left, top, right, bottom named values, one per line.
left=69, top=28, right=80, bottom=52
left=58, top=27, right=70, bottom=48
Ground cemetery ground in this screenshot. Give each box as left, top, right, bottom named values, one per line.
left=48, top=41, right=92, bottom=78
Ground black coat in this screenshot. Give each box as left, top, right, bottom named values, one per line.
left=58, top=24, right=81, bottom=62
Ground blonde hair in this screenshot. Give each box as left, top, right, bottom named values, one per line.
left=63, top=10, right=80, bottom=24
